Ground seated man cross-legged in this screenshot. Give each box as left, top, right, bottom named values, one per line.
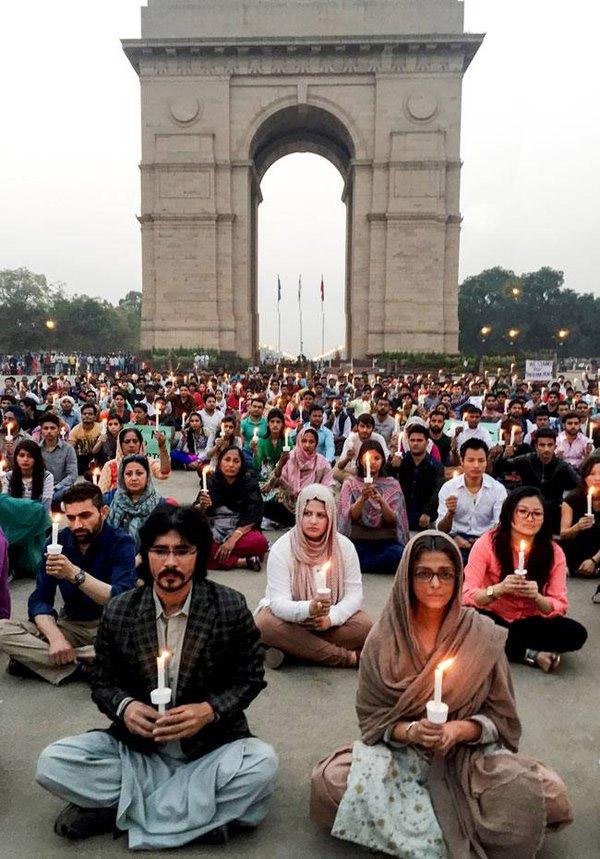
left=0, top=482, right=137, bottom=684
left=36, top=504, right=278, bottom=848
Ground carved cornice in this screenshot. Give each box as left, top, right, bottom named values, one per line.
left=137, top=213, right=235, bottom=224
left=122, top=34, right=483, bottom=77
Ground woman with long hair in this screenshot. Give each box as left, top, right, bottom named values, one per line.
left=560, top=453, right=600, bottom=594
left=464, top=487, right=587, bottom=672
left=255, top=484, right=372, bottom=669
left=195, top=447, right=268, bottom=571
left=253, top=408, right=295, bottom=527
left=1, top=438, right=54, bottom=512
left=338, top=440, right=409, bottom=575
left=91, top=412, right=124, bottom=467
left=171, top=411, right=209, bottom=471
left=311, top=532, right=573, bottom=855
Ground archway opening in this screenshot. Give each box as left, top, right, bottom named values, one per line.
left=249, top=104, right=356, bottom=362
left=258, top=153, right=346, bottom=361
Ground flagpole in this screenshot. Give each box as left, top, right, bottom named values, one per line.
left=298, top=275, right=304, bottom=360
left=320, top=275, right=325, bottom=368
left=277, top=275, right=281, bottom=355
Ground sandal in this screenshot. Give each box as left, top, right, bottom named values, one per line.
left=246, top=556, right=262, bottom=572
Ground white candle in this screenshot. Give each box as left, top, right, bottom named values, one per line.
left=283, top=427, right=292, bottom=451
left=155, top=405, right=161, bottom=430
left=157, top=651, right=168, bottom=690
left=364, top=451, right=373, bottom=483
left=453, top=469, right=460, bottom=479
left=6, top=422, right=13, bottom=442
left=202, top=465, right=210, bottom=493
left=588, top=420, right=594, bottom=441
left=517, top=539, right=526, bottom=574
left=314, top=561, right=331, bottom=593
left=253, top=426, right=259, bottom=441
left=433, top=658, right=454, bottom=705
left=587, top=487, right=594, bottom=517
left=92, top=468, right=100, bottom=486
left=181, top=412, right=187, bottom=428
left=51, top=515, right=60, bottom=546
left=394, top=416, right=401, bottom=436
left=509, top=425, right=517, bottom=447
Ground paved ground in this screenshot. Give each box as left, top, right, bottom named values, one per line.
left=1, top=471, right=599, bottom=857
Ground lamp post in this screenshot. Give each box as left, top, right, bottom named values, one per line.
left=479, top=325, right=492, bottom=373
left=555, top=328, right=570, bottom=373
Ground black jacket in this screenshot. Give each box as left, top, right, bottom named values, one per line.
left=91, top=580, right=266, bottom=760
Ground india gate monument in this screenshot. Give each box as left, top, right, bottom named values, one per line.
left=123, top=1, right=482, bottom=361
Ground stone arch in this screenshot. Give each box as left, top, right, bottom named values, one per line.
left=248, top=104, right=356, bottom=358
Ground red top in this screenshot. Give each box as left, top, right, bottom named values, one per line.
left=463, top=530, right=568, bottom=621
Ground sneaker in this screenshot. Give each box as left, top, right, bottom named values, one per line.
left=54, top=803, right=117, bottom=840
left=264, top=647, right=285, bottom=670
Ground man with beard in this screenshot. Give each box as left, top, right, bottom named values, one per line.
left=36, top=504, right=278, bottom=847
left=0, top=483, right=136, bottom=684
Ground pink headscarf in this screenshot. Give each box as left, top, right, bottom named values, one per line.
left=289, top=484, right=344, bottom=604
left=281, top=427, right=333, bottom=495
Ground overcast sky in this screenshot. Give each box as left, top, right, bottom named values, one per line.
left=1, top=1, right=598, bottom=357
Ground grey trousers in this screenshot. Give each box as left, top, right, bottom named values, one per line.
left=0, top=616, right=97, bottom=684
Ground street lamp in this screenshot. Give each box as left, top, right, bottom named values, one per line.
left=480, top=325, right=492, bottom=340
left=45, top=319, right=56, bottom=330
left=511, top=286, right=521, bottom=298
left=557, top=328, right=570, bottom=342
left=507, top=328, right=520, bottom=343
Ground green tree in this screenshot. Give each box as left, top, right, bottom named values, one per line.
left=0, top=268, right=53, bottom=351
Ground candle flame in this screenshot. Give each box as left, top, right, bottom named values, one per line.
left=519, top=539, right=527, bottom=552
left=52, top=513, right=60, bottom=525
left=589, top=486, right=595, bottom=498
left=437, top=658, right=455, bottom=673
left=160, top=650, right=170, bottom=660
left=453, top=470, right=459, bottom=479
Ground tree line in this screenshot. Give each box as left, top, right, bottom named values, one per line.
left=1, top=265, right=597, bottom=357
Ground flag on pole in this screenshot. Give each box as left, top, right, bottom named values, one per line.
left=277, top=275, right=282, bottom=303
left=298, top=275, right=302, bottom=301
left=320, top=275, right=325, bottom=303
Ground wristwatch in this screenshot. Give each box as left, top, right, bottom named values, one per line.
left=486, top=585, right=496, bottom=600
left=73, top=569, right=86, bottom=588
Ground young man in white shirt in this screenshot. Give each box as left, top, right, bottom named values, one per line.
left=450, top=404, right=493, bottom=465
left=437, top=437, right=507, bottom=563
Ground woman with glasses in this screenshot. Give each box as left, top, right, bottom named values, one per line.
left=254, top=484, right=372, bottom=670
left=463, top=487, right=587, bottom=672
left=311, top=532, right=572, bottom=855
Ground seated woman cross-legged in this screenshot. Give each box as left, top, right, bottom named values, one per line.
left=254, top=484, right=372, bottom=670
left=338, top=440, right=409, bottom=575
left=464, top=487, right=588, bottom=672
left=195, top=448, right=268, bottom=572
left=560, top=453, right=600, bottom=598
left=274, top=427, right=334, bottom=517
left=311, top=532, right=573, bottom=857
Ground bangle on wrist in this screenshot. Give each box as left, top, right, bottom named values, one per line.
left=405, top=721, right=418, bottom=742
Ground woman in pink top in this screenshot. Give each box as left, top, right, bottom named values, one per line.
left=463, top=487, right=587, bottom=672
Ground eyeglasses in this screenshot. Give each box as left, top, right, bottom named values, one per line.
left=149, top=547, right=197, bottom=558
left=413, top=571, right=456, bottom=584
left=514, top=508, right=544, bottom=521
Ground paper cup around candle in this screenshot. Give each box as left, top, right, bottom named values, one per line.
left=47, top=544, right=63, bottom=556
left=317, top=587, right=332, bottom=601
left=426, top=701, right=449, bottom=724
left=150, top=687, right=172, bottom=715
left=514, top=568, right=527, bottom=578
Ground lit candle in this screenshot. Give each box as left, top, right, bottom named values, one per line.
left=394, top=416, right=401, bottom=436
left=588, top=420, right=594, bottom=441
left=181, top=412, right=187, bottom=428
left=155, top=404, right=161, bottom=430
left=283, top=427, right=292, bottom=452
left=314, top=561, right=331, bottom=596
left=6, top=422, right=13, bottom=442
left=51, top=515, right=60, bottom=546
left=253, top=426, right=259, bottom=442
left=517, top=539, right=527, bottom=575
left=202, top=465, right=210, bottom=494
left=509, top=425, right=517, bottom=447
left=364, top=451, right=373, bottom=483
left=152, top=651, right=172, bottom=714
left=433, top=657, right=454, bottom=708
left=453, top=470, right=460, bottom=479
left=92, top=468, right=101, bottom=486
left=587, top=487, right=594, bottom=517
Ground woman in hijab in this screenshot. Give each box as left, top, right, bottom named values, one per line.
left=310, top=531, right=573, bottom=857
left=195, top=447, right=268, bottom=571
left=106, top=455, right=165, bottom=549
left=98, top=426, right=170, bottom=493
left=276, top=427, right=334, bottom=515
left=338, top=440, right=409, bottom=575
left=255, top=484, right=372, bottom=669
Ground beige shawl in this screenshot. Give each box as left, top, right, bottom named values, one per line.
left=356, top=530, right=546, bottom=858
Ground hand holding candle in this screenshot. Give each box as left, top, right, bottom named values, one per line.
left=283, top=427, right=292, bottom=452
left=48, top=515, right=62, bottom=556
left=516, top=539, right=527, bottom=576
left=364, top=451, right=373, bottom=484
left=155, top=404, right=161, bottom=430
left=6, top=421, right=13, bottom=442
left=587, top=487, right=595, bottom=517
left=151, top=650, right=172, bottom=714
left=202, top=465, right=210, bottom=494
